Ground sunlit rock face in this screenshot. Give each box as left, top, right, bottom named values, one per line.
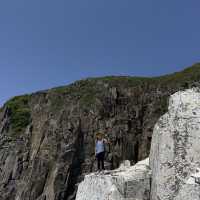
left=75, top=158, right=151, bottom=200
left=0, top=64, right=200, bottom=199
left=150, top=88, right=200, bottom=200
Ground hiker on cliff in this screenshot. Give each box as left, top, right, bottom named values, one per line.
left=95, top=132, right=109, bottom=171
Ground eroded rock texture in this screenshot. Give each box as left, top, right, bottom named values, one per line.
left=75, top=158, right=151, bottom=200
left=0, top=64, right=200, bottom=199
left=76, top=84, right=200, bottom=200
left=150, top=88, right=200, bottom=200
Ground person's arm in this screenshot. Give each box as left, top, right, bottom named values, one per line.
left=103, top=138, right=110, bottom=144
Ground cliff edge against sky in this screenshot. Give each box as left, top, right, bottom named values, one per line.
left=0, top=63, right=200, bottom=200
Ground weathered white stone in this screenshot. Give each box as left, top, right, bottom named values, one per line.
left=75, top=158, right=151, bottom=200
left=150, top=88, right=200, bottom=200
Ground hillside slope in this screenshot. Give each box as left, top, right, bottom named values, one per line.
left=0, top=63, right=199, bottom=200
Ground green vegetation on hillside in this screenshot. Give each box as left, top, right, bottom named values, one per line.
left=155, top=63, right=200, bottom=85
left=6, top=95, right=31, bottom=134
left=50, top=63, right=200, bottom=108
left=52, top=79, right=101, bottom=108
left=1, top=63, right=200, bottom=126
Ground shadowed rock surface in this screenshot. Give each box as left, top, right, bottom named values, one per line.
left=0, top=63, right=200, bottom=199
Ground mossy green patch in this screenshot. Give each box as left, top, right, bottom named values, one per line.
left=6, top=95, right=31, bottom=134
left=51, top=86, right=68, bottom=94
left=52, top=79, right=100, bottom=109
left=79, top=94, right=97, bottom=108
left=0, top=106, right=4, bottom=113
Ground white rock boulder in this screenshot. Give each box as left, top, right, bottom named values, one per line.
left=150, top=88, right=200, bottom=200
left=75, top=158, right=151, bottom=200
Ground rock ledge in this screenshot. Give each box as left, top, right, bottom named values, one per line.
left=76, top=158, right=151, bottom=200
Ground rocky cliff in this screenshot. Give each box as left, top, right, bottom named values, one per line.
left=0, top=63, right=200, bottom=200
left=75, top=87, right=200, bottom=200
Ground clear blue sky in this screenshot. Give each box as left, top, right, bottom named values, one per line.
left=0, top=0, right=200, bottom=106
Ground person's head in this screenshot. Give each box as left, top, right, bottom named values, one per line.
left=96, top=132, right=103, bottom=140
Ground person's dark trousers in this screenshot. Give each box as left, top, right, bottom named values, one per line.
left=96, top=151, right=105, bottom=170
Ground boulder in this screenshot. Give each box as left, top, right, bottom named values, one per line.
left=150, top=88, right=200, bottom=200
left=75, top=158, right=151, bottom=200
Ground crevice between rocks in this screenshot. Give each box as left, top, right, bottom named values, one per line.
left=64, top=124, right=85, bottom=200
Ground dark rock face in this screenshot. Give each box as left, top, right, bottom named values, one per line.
left=0, top=64, right=200, bottom=200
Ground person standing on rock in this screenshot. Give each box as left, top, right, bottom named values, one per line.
left=95, top=132, right=109, bottom=171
